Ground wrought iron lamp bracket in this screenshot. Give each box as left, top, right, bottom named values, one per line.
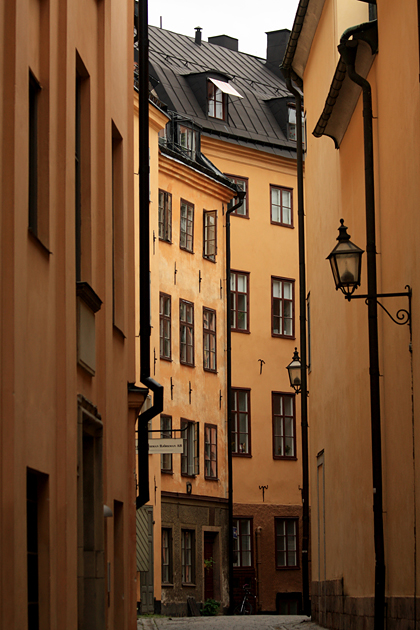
left=345, top=286, right=412, bottom=330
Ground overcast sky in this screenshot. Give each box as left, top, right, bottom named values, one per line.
left=148, top=0, right=300, bottom=59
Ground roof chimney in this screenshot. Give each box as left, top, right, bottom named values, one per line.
left=208, top=35, right=239, bottom=52
left=195, top=27, right=202, bottom=45
left=266, top=29, right=291, bottom=77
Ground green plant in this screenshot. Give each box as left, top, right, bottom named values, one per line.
left=203, top=557, right=214, bottom=571
left=202, top=598, right=220, bottom=616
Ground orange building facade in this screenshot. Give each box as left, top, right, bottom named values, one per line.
left=284, top=0, right=420, bottom=628
left=135, top=24, right=305, bottom=616
left=202, top=135, right=305, bottom=614
left=134, top=94, right=238, bottom=615
left=1, top=0, right=140, bottom=628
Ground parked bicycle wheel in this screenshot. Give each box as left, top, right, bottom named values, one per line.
left=234, top=601, right=253, bottom=615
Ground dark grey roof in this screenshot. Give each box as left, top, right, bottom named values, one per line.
left=148, top=26, right=297, bottom=155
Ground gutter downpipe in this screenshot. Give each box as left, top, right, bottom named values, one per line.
left=136, top=0, right=164, bottom=510
left=226, top=189, right=247, bottom=614
left=282, top=68, right=310, bottom=618
left=338, top=28, right=385, bottom=630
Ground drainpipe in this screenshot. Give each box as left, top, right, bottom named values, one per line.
left=338, top=27, right=385, bottom=630
left=226, top=190, right=246, bottom=614
left=136, top=0, right=164, bottom=509
left=281, top=69, right=310, bottom=617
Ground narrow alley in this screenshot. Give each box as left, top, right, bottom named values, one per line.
left=137, top=616, right=325, bottom=630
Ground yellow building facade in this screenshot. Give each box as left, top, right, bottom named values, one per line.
left=134, top=96, right=237, bottom=614
left=202, top=136, right=304, bottom=613
left=1, top=0, right=140, bottom=629
left=284, top=0, right=420, bottom=627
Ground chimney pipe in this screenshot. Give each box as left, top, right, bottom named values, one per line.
left=195, top=26, right=202, bottom=45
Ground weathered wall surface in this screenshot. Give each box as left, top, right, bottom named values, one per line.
left=1, top=0, right=137, bottom=627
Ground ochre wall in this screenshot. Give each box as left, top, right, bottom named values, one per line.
left=303, top=0, right=420, bottom=611
left=202, top=136, right=303, bottom=612
left=202, top=137, right=302, bottom=510
left=135, top=100, right=236, bottom=608
left=1, top=0, right=137, bottom=627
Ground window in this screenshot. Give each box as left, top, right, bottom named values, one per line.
left=180, top=200, right=194, bottom=252
left=208, top=81, right=225, bottom=120
left=181, top=529, right=195, bottom=583
left=203, top=210, right=217, bottom=261
left=159, top=190, right=172, bottom=242
left=272, top=277, right=294, bottom=338
left=75, top=56, right=92, bottom=282
left=180, top=300, right=194, bottom=366
left=275, top=518, right=298, bottom=568
left=270, top=185, right=293, bottom=227
left=230, top=271, right=249, bottom=332
left=162, top=528, right=173, bottom=584
left=227, top=176, right=248, bottom=217
left=272, top=393, right=296, bottom=459
left=287, top=105, right=306, bottom=145
left=28, top=71, right=40, bottom=235
left=181, top=420, right=199, bottom=476
left=232, top=389, right=250, bottom=456
left=160, top=415, right=172, bottom=473
left=233, top=518, right=252, bottom=567
left=204, top=424, right=217, bottom=479
left=159, top=293, right=171, bottom=360
left=179, top=125, right=199, bottom=159
left=27, top=469, right=49, bottom=630
left=112, top=121, right=124, bottom=330
left=203, top=308, right=216, bottom=372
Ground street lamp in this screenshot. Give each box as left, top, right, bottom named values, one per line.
left=327, top=219, right=364, bottom=299
left=286, top=348, right=302, bottom=394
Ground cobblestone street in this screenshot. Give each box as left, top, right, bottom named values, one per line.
left=138, top=616, right=326, bottom=630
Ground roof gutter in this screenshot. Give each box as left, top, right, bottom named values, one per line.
left=281, top=0, right=310, bottom=86
left=281, top=0, right=327, bottom=85
left=137, top=0, right=164, bottom=509
left=338, top=25, right=385, bottom=630
left=312, top=20, right=377, bottom=147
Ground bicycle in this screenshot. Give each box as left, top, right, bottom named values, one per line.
left=234, top=583, right=254, bottom=615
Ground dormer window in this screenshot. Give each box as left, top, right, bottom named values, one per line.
left=179, top=125, right=199, bottom=159
left=207, top=78, right=243, bottom=121
left=208, top=81, right=225, bottom=120
left=288, top=104, right=306, bottom=145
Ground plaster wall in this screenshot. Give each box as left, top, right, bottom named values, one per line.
left=135, top=101, right=235, bottom=609
left=303, top=0, right=420, bottom=612
left=1, top=0, right=137, bottom=628
left=202, top=136, right=303, bottom=612
left=201, top=137, right=302, bottom=509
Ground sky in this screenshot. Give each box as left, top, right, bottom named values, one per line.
left=148, top=0, right=300, bottom=59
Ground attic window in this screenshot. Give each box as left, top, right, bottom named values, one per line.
left=288, top=104, right=305, bottom=145
left=207, top=78, right=243, bottom=120
left=179, top=125, right=199, bottom=159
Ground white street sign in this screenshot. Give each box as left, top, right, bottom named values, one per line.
left=148, top=438, right=184, bottom=454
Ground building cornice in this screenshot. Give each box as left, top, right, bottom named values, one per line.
left=201, top=135, right=300, bottom=176
left=159, top=152, right=236, bottom=201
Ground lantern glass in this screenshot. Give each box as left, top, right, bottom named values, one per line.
left=286, top=349, right=302, bottom=393
left=327, top=220, right=364, bottom=297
